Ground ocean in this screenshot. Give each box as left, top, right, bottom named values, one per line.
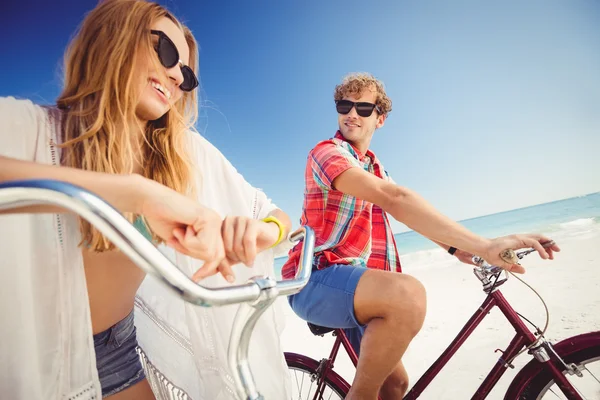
left=274, top=192, right=600, bottom=273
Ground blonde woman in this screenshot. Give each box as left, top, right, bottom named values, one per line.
left=0, top=1, right=292, bottom=399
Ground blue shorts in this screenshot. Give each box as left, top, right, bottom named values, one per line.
left=288, top=264, right=368, bottom=354
left=93, top=310, right=146, bottom=397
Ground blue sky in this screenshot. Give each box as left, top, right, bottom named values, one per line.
left=3, top=0, right=600, bottom=233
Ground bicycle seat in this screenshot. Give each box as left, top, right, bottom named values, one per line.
left=307, top=322, right=335, bottom=336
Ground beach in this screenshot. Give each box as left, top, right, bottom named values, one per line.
left=280, top=220, right=600, bottom=399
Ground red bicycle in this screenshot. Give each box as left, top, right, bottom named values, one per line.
left=285, top=245, right=600, bottom=399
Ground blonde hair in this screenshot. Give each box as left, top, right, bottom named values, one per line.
left=56, top=0, right=199, bottom=250
left=334, top=72, right=392, bottom=116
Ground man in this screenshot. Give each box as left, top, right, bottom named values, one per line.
left=282, top=73, right=559, bottom=399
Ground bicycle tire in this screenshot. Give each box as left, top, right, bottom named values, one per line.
left=510, top=342, right=600, bottom=399
left=285, top=352, right=349, bottom=399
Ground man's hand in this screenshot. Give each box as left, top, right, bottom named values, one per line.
left=482, top=234, right=560, bottom=274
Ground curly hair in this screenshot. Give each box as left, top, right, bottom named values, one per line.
left=334, top=73, right=392, bottom=116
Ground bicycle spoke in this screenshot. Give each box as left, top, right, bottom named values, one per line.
left=302, top=370, right=309, bottom=399
left=288, top=367, right=345, bottom=400
left=536, top=357, right=600, bottom=399
left=293, top=370, right=302, bottom=398
left=547, top=387, right=562, bottom=398
left=581, top=366, right=600, bottom=385
left=546, top=386, right=589, bottom=400
left=308, top=379, right=317, bottom=400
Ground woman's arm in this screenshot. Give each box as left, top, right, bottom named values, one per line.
left=0, top=155, right=146, bottom=215
left=0, top=155, right=232, bottom=275
left=260, top=208, right=292, bottom=250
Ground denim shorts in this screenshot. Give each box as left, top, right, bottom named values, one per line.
left=93, top=310, right=146, bottom=397
left=288, top=264, right=368, bottom=355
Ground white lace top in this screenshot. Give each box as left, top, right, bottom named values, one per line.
left=0, top=96, right=292, bottom=399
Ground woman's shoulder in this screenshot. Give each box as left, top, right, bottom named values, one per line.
left=184, top=130, right=254, bottom=187
left=0, top=96, right=43, bottom=111
left=0, top=97, right=55, bottom=160
left=0, top=96, right=50, bottom=124
left=185, top=130, right=231, bottom=167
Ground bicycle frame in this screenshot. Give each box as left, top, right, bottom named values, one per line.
left=309, top=328, right=360, bottom=400
left=305, top=286, right=584, bottom=400
left=404, top=288, right=582, bottom=399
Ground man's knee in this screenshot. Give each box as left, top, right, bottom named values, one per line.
left=355, top=271, right=427, bottom=331
left=386, top=274, right=427, bottom=333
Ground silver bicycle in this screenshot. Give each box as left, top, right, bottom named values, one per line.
left=0, top=179, right=315, bottom=400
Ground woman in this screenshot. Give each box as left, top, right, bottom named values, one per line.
left=0, top=1, right=292, bottom=399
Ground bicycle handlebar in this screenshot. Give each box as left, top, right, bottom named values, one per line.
left=0, top=179, right=316, bottom=399
left=0, top=179, right=315, bottom=307
left=472, top=240, right=556, bottom=274
left=472, top=241, right=557, bottom=291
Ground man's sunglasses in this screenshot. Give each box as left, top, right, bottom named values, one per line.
left=150, top=30, right=198, bottom=92
left=335, top=100, right=381, bottom=118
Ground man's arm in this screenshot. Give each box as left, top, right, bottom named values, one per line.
left=431, top=239, right=477, bottom=265
left=332, top=167, right=491, bottom=257
left=431, top=239, right=450, bottom=251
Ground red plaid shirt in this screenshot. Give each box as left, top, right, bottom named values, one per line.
left=282, top=131, right=402, bottom=279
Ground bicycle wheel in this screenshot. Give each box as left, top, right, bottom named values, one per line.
left=516, top=343, right=600, bottom=399
left=286, top=352, right=349, bottom=400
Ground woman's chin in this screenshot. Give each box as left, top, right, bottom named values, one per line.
left=135, top=102, right=169, bottom=122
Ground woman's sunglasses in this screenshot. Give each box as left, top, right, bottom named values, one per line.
left=335, top=100, right=381, bottom=118
left=150, top=30, right=198, bottom=92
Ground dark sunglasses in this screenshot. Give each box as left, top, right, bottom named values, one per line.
left=335, top=100, right=381, bottom=118
left=150, top=30, right=198, bottom=92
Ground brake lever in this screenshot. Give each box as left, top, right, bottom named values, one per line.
left=516, top=240, right=556, bottom=259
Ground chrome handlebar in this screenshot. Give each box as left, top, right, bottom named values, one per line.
left=472, top=241, right=556, bottom=289
left=0, top=179, right=315, bottom=399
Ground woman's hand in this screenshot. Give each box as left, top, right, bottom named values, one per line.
left=136, top=178, right=227, bottom=280
left=214, top=216, right=280, bottom=272
left=193, top=213, right=288, bottom=283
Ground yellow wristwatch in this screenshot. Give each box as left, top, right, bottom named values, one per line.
left=262, top=215, right=285, bottom=249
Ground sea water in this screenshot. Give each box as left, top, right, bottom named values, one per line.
left=275, top=192, right=600, bottom=274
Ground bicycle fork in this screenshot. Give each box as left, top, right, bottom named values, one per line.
left=529, top=338, right=586, bottom=399
left=474, top=291, right=585, bottom=400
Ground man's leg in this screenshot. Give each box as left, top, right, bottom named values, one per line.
left=346, top=269, right=426, bottom=400
left=380, top=361, right=409, bottom=400
left=345, top=328, right=409, bottom=400
left=288, top=265, right=370, bottom=332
